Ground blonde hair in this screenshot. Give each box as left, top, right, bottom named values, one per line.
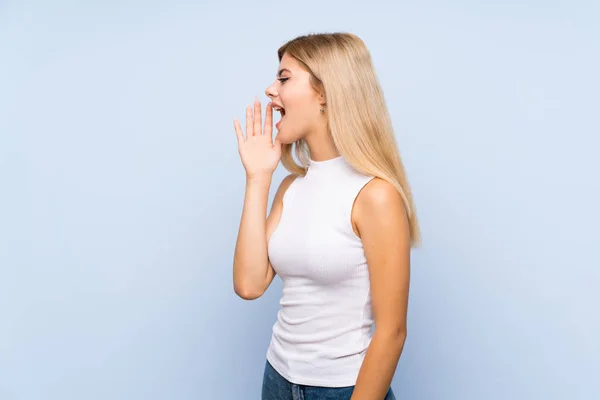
left=277, top=32, right=421, bottom=247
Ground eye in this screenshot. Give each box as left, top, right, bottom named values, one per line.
left=278, top=78, right=289, bottom=84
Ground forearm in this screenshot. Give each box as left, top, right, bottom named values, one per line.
left=232, top=175, right=272, bottom=294
left=351, top=330, right=407, bottom=400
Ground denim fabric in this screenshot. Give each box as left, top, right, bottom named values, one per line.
left=261, top=359, right=396, bottom=400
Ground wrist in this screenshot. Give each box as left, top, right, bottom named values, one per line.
left=246, top=173, right=272, bottom=186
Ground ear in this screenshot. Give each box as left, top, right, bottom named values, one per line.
left=318, top=92, right=326, bottom=106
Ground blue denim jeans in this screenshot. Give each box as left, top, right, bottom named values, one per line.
left=261, top=359, right=396, bottom=400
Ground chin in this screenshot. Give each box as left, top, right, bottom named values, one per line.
left=275, top=131, right=297, bottom=145
left=276, top=127, right=306, bottom=145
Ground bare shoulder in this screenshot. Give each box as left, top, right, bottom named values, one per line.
left=352, top=177, right=409, bottom=239
left=359, top=177, right=406, bottom=208
left=268, top=173, right=298, bottom=221
left=266, top=173, right=298, bottom=253
left=354, top=177, right=411, bottom=337
left=273, top=173, right=298, bottom=203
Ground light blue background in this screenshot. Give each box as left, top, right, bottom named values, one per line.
left=1, top=1, right=598, bottom=399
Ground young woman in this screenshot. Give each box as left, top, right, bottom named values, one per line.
left=233, top=32, right=421, bottom=400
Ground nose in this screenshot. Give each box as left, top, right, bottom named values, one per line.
left=265, top=81, right=277, bottom=100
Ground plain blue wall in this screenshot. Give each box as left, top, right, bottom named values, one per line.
left=1, top=1, right=598, bottom=399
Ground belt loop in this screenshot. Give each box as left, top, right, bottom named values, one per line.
left=291, top=384, right=305, bottom=400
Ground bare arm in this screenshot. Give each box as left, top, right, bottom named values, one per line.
left=350, top=178, right=410, bottom=399
left=232, top=98, right=286, bottom=299
left=233, top=173, right=296, bottom=300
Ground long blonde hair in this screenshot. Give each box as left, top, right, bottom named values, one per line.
left=277, top=32, right=421, bottom=247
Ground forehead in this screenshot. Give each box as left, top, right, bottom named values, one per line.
left=277, top=53, right=303, bottom=75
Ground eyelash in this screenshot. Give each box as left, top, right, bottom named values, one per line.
left=278, top=78, right=289, bottom=84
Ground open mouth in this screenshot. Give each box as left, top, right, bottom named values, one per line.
left=273, top=106, right=285, bottom=128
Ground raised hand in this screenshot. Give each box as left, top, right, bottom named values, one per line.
left=234, top=99, right=282, bottom=180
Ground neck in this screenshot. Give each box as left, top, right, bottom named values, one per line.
left=304, top=130, right=339, bottom=161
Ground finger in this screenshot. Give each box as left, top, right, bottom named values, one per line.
left=246, top=106, right=254, bottom=136
left=264, top=102, right=273, bottom=140
left=273, top=137, right=282, bottom=155
left=254, top=98, right=262, bottom=135
left=233, top=118, right=244, bottom=144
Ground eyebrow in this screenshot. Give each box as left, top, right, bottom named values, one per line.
left=277, top=68, right=291, bottom=77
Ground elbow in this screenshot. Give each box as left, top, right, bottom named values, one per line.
left=233, top=283, right=264, bottom=300
left=377, top=325, right=407, bottom=344
left=232, top=260, right=270, bottom=300
left=393, top=326, right=408, bottom=342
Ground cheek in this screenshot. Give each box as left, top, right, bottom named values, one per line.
left=281, top=85, right=312, bottom=114
left=286, top=95, right=313, bottom=121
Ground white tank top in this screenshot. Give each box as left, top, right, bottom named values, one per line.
left=266, top=155, right=376, bottom=387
